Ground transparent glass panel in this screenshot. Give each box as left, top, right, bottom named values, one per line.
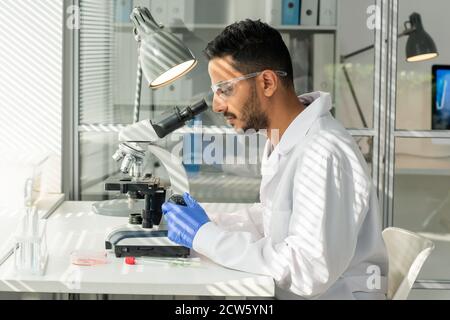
left=80, top=132, right=372, bottom=203
left=78, top=0, right=379, bottom=202
left=79, top=0, right=379, bottom=127
left=79, top=131, right=119, bottom=201
left=79, top=130, right=264, bottom=203
left=394, top=138, right=450, bottom=281
left=396, top=0, right=446, bottom=130
left=335, top=0, right=375, bottom=129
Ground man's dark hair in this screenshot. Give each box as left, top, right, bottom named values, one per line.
left=204, top=19, right=294, bottom=88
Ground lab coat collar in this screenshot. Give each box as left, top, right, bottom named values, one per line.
left=277, top=91, right=332, bottom=156
left=260, top=91, right=332, bottom=183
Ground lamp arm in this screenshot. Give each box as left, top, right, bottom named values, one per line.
left=341, top=44, right=376, bottom=62
left=337, top=23, right=416, bottom=164
left=341, top=64, right=368, bottom=128
left=339, top=27, right=413, bottom=127
left=340, top=28, right=412, bottom=62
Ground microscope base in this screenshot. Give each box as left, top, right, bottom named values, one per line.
left=105, top=228, right=190, bottom=258
left=113, top=244, right=190, bottom=258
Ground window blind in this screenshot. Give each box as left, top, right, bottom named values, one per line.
left=79, top=0, right=114, bottom=124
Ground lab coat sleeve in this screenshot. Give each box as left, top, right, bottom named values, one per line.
left=206, top=203, right=264, bottom=239
left=193, top=145, right=371, bottom=298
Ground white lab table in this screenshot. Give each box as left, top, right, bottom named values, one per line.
left=0, top=201, right=274, bottom=298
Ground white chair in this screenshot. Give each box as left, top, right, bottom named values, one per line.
left=382, top=227, right=435, bottom=300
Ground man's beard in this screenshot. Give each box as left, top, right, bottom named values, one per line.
left=240, top=85, right=268, bottom=132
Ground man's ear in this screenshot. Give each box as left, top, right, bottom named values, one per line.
left=259, top=70, right=278, bottom=98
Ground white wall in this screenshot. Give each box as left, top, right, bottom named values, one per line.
left=0, top=0, right=63, bottom=194
left=227, top=0, right=266, bottom=22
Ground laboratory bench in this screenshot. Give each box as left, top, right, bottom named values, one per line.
left=0, top=201, right=274, bottom=298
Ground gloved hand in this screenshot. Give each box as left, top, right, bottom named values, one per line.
left=162, top=192, right=210, bottom=248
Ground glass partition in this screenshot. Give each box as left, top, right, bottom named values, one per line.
left=392, top=0, right=450, bottom=289
left=394, top=138, right=450, bottom=281
left=76, top=0, right=378, bottom=203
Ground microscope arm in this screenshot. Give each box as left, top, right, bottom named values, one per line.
left=147, top=144, right=189, bottom=195
left=118, top=119, right=159, bottom=143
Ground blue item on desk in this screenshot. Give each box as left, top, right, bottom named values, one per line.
left=162, top=193, right=210, bottom=249
left=282, top=0, right=301, bottom=25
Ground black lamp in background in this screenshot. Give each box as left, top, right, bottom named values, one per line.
left=404, top=13, right=438, bottom=62
left=341, top=12, right=439, bottom=129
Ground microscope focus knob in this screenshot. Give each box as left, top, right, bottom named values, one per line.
left=167, top=194, right=187, bottom=206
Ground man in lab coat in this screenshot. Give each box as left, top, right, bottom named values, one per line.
left=162, top=19, right=388, bottom=300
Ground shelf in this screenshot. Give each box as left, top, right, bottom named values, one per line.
left=395, top=168, right=450, bottom=176
left=395, top=154, right=450, bottom=176
left=114, top=22, right=337, bottom=32
left=274, top=25, right=337, bottom=31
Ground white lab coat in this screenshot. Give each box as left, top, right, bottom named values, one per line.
left=193, top=92, right=388, bottom=300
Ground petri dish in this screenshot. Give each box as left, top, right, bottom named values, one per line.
left=70, top=250, right=108, bottom=266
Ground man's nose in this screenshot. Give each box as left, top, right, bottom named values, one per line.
left=212, top=95, right=227, bottom=113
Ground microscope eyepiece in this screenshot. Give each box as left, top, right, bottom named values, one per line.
left=152, top=99, right=208, bottom=138
left=188, top=99, right=209, bottom=117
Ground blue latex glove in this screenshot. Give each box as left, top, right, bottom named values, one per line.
left=162, top=192, right=210, bottom=248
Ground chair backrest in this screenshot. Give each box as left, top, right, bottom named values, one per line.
left=382, top=227, right=435, bottom=300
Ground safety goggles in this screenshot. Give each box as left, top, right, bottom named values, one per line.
left=211, top=70, right=288, bottom=100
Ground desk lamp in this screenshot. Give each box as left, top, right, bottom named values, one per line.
left=131, top=6, right=198, bottom=123
left=112, top=7, right=201, bottom=178
left=341, top=12, right=438, bottom=128
left=340, top=12, right=438, bottom=161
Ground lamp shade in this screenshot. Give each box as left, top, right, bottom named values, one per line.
left=131, top=7, right=197, bottom=89
left=405, top=13, right=438, bottom=62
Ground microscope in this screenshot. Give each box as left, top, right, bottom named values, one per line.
left=104, top=100, right=208, bottom=258
left=99, top=6, right=208, bottom=258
